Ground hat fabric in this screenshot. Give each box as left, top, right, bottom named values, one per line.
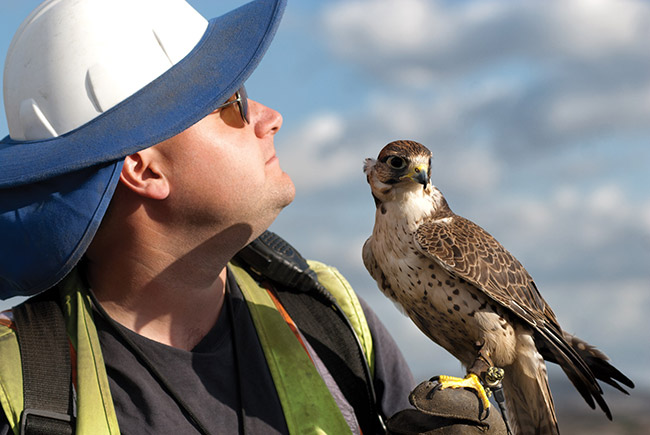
left=0, top=162, right=123, bottom=297
left=0, top=0, right=287, bottom=299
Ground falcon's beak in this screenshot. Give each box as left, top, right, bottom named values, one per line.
left=402, top=165, right=429, bottom=188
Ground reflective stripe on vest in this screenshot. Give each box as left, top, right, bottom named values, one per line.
left=0, top=262, right=375, bottom=434
left=230, top=263, right=353, bottom=434
left=0, top=318, right=21, bottom=434
left=0, top=270, right=120, bottom=435
left=306, top=260, right=375, bottom=378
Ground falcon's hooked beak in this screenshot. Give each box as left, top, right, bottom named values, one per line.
left=401, top=164, right=429, bottom=189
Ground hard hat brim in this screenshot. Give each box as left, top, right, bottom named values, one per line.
left=0, top=0, right=286, bottom=186
left=0, top=0, right=286, bottom=298
left=0, top=161, right=123, bottom=298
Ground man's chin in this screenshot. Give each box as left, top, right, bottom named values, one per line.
left=277, top=176, right=296, bottom=208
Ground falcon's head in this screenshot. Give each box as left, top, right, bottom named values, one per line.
left=364, top=140, right=432, bottom=205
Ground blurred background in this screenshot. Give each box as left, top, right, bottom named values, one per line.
left=2, top=0, right=649, bottom=432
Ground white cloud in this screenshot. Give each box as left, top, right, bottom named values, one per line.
left=434, top=145, right=504, bottom=195
left=279, top=112, right=359, bottom=191
left=554, top=186, right=580, bottom=211
left=279, top=85, right=512, bottom=196
left=542, top=277, right=650, bottom=388
left=546, top=85, right=650, bottom=135
left=323, top=0, right=650, bottom=76
left=321, top=0, right=650, bottom=152
left=642, top=203, right=650, bottom=233
left=304, top=113, right=345, bottom=144
left=475, top=181, right=650, bottom=278
left=546, top=0, right=649, bottom=59
left=323, top=0, right=446, bottom=58
left=586, top=184, right=627, bottom=218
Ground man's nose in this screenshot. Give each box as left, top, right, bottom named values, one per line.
left=249, top=99, right=282, bottom=137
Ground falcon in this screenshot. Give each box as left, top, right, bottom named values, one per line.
left=362, top=140, right=634, bottom=435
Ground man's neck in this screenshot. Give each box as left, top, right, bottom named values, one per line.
left=86, top=229, right=233, bottom=351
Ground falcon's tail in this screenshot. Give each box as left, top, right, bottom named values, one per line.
left=503, top=332, right=559, bottom=435
left=555, top=331, right=635, bottom=419
left=563, top=332, right=634, bottom=395
left=535, top=328, right=634, bottom=420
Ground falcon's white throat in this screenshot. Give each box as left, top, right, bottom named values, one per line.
left=364, top=158, right=444, bottom=227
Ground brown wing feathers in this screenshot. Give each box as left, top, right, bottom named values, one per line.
left=414, top=213, right=631, bottom=419
left=415, top=214, right=550, bottom=324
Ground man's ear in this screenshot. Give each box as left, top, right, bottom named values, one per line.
left=119, top=149, right=170, bottom=200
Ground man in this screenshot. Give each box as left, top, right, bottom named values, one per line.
left=0, top=0, right=505, bottom=434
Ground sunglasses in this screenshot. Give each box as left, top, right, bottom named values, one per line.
left=215, top=86, right=249, bottom=124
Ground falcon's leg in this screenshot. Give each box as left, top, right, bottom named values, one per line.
left=430, top=372, right=491, bottom=412
left=467, top=341, right=513, bottom=434
left=429, top=341, right=503, bottom=415
left=429, top=370, right=512, bottom=434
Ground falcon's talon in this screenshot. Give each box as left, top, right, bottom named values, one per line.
left=435, top=373, right=492, bottom=412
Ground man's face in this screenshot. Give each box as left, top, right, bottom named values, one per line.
left=152, top=94, right=296, bottom=243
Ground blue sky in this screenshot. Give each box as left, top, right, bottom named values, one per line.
left=2, top=0, right=649, bottom=410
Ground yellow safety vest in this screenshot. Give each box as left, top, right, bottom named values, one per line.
left=0, top=261, right=374, bottom=435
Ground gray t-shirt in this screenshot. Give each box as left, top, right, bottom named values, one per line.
left=0, top=272, right=414, bottom=434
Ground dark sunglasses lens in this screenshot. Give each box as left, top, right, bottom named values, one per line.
left=239, top=86, right=249, bottom=124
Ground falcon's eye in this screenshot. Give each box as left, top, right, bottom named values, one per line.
left=386, top=156, right=407, bottom=170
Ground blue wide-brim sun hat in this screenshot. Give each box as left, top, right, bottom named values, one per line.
left=0, top=0, right=286, bottom=299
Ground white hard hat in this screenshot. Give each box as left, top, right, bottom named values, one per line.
left=4, top=0, right=208, bottom=141
left=0, top=0, right=286, bottom=299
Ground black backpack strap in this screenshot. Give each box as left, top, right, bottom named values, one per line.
left=12, top=289, right=74, bottom=435
left=235, top=231, right=386, bottom=434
